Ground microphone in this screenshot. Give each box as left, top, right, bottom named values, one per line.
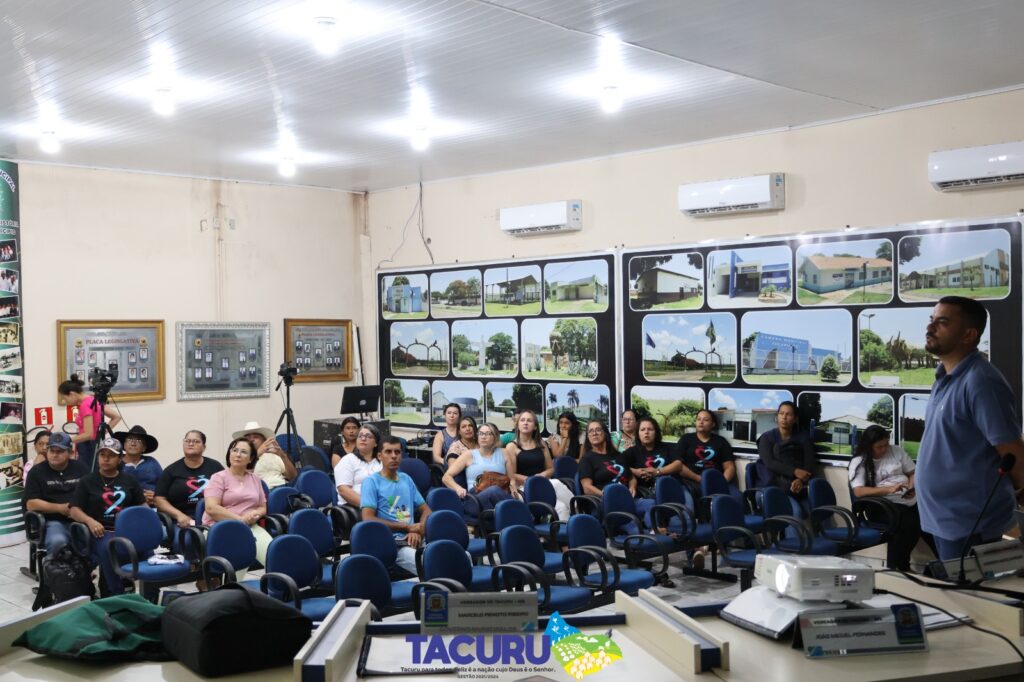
left=957, top=453, right=1016, bottom=583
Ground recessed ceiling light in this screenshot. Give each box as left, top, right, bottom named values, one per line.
left=410, top=127, right=430, bottom=152
left=311, top=15, right=339, bottom=55
left=600, top=85, right=622, bottom=114
left=278, top=157, right=297, bottom=177
left=38, top=130, right=60, bottom=154
left=152, top=88, right=175, bottom=116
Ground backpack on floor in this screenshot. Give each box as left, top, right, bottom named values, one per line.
left=32, top=546, right=96, bottom=611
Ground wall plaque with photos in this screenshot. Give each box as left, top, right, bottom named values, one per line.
left=284, top=319, right=353, bottom=382
left=57, top=320, right=165, bottom=401
left=176, top=322, right=270, bottom=400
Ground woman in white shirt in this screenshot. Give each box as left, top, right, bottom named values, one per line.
left=334, top=424, right=382, bottom=507
left=848, top=425, right=924, bottom=572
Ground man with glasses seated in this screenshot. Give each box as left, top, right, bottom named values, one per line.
left=24, top=432, right=88, bottom=556
left=154, top=430, right=223, bottom=530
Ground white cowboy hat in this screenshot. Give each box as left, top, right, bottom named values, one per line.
left=232, top=421, right=275, bottom=442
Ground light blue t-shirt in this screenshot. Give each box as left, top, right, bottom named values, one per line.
left=917, top=351, right=1019, bottom=541
left=466, top=449, right=507, bottom=490
left=360, top=471, right=426, bottom=539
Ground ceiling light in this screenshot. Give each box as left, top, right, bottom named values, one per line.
left=410, top=127, right=430, bottom=152
left=600, top=85, right=622, bottom=114
left=743, top=233, right=755, bottom=240
left=278, top=156, right=297, bottom=177
left=152, top=88, right=175, bottom=116
left=698, top=238, right=715, bottom=244
left=150, top=43, right=177, bottom=116
left=38, top=130, right=60, bottom=154
left=311, top=15, right=340, bottom=55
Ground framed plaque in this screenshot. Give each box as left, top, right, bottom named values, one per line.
left=284, top=318, right=353, bottom=382
left=56, top=320, right=165, bottom=402
left=176, top=322, right=270, bottom=400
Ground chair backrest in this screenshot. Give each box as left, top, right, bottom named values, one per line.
left=194, top=498, right=206, bottom=525
left=761, top=487, right=794, bottom=518
left=350, top=520, right=398, bottom=568
left=710, top=495, right=747, bottom=546
left=566, top=513, right=606, bottom=549
left=276, top=433, right=307, bottom=462
left=265, top=534, right=321, bottom=589
left=398, top=458, right=432, bottom=498
left=701, top=469, right=729, bottom=497
left=422, top=539, right=472, bottom=588
left=289, top=508, right=336, bottom=557
left=426, top=488, right=463, bottom=515
left=113, top=506, right=163, bottom=553
left=335, top=554, right=391, bottom=610
left=553, top=457, right=578, bottom=479
left=523, top=476, right=557, bottom=508
left=498, top=524, right=546, bottom=567
left=655, top=476, right=688, bottom=507
left=299, top=446, right=330, bottom=472
left=267, top=486, right=300, bottom=515
left=808, top=478, right=837, bottom=508
left=494, top=499, right=535, bottom=531
left=601, top=483, right=636, bottom=531
left=295, top=469, right=336, bottom=508
left=747, top=458, right=775, bottom=489
left=425, top=510, right=470, bottom=548
left=206, top=520, right=257, bottom=574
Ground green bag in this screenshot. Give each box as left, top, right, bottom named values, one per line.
left=14, top=594, right=172, bottom=662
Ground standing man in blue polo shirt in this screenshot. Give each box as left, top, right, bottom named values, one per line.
left=917, top=296, right=1024, bottom=561
left=360, top=436, right=432, bottom=575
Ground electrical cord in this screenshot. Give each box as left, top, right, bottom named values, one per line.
left=874, top=587, right=1024, bottom=664
left=376, top=183, right=427, bottom=270
left=879, top=568, right=1024, bottom=602
left=417, top=181, right=433, bottom=264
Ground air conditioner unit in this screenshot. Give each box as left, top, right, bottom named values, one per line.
left=928, top=141, right=1024, bottom=191
left=499, top=200, right=582, bottom=236
left=677, top=173, right=785, bottom=217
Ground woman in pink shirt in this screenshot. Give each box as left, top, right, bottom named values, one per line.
left=58, top=374, right=121, bottom=473
left=203, top=437, right=270, bottom=572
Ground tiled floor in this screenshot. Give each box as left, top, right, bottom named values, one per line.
left=0, top=542, right=40, bottom=618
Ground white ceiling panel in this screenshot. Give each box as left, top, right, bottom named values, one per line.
left=0, top=1, right=1019, bottom=190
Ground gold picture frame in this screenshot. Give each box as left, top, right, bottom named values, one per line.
left=284, top=319, right=353, bottom=382
left=57, top=320, right=166, bottom=402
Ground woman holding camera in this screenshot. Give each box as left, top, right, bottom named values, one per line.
left=58, top=374, right=122, bottom=472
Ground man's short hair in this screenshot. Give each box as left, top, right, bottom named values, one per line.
left=939, top=295, right=988, bottom=339
left=380, top=436, right=403, bottom=449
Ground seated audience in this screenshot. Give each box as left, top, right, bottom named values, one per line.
left=234, top=421, right=297, bottom=489
left=22, top=429, right=51, bottom=484
left=203, top=437, right=271, bottom=568
left=849, top=425, right=924, bottom=572
left=674, top=409, right=741, bottom=504
left=548, top=411, right=582, bottom=460
left=578, top=420, right=632, bottom=497
left=335, top=424, right=382, bottom=506
left=24, top=432, right=88, bottom=556
left=442, top=422, right=516, bottom=509
left=360, top=437, right=432, bottom=575
left=444, top=416, right=479, bottom=463
left=69, top=437, right=146, bottom=596
left=624, top=416, right=682, bottom=498
left=154, top=430, right=223, bottom=529
left=115, top=425, right=163, bottom=504
left=330, top=416, right=362, bottom=468
left=499, top=409, right=522, bottom=447
left=757, top=401, right=817, bottom=498
left=610, top=409, right=639, bottom=452
left=505, top=409, right=554, bottom=490
left=431, top=403, right=461, bottom=466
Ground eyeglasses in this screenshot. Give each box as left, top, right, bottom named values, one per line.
left=229, top=447, right=250, bottom=455
left=586, top=428, right=603, bottom=434
left=182, top=439, right=203, bottom=445
left=357, top=433, right=374, bottom=439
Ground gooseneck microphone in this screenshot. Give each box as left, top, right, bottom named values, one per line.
left=957, top=453, right=1016, bottom=583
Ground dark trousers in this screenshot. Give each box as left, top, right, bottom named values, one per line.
left=885, top=504, right=922, bottom=572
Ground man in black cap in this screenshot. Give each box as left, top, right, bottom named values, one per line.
left=24, top=432, right=88, bottom=556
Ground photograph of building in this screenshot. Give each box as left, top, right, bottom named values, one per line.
left=898, top=228, right=1011, bottom=302
left=382, top=273, right=429, bottom=319
left=796, top=238, right=893, bottom=305
left=797, top=391, right=893, bottom=455
left=707, top=246, right=792, bottom=309
left=642, top=312, right=736, bottom=382
left=484, top=382, right=544, bottom=431
left=707, top=388, right=792, bottom=447
left=741, top=309, right=852, bottom=385
left=898, top=393, right=928, bottom=459
left=522, top=317, right=598, bottom=380
left=628, top=253, right=704, bottom=310
left=484, top=265, right=543, bottom=316
left=390, top=321, right=449, bottom=377
left=431, top=380, right=484, bottom=424
left=544, top=259, right=609, bottom=313
left=451, top=318, right=519, bottom=377
left=430, top=268, right=482, bottom=318
left=545, top=383, right=611, bottom=427
left=383, top=378, right=431, bottom=425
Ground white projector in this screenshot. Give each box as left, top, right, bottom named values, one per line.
left=754, top=555, right=875, bottom=602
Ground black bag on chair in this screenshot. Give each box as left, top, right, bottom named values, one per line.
left=161, top=583, right=312, bottom=677
left=32, top=545, right=96, bottom=610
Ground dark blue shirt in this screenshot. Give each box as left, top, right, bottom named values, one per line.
left=917, top=350, right=1019, bottom=541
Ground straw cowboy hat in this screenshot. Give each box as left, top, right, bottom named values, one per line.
left=232, top=421, right=275, bottom=442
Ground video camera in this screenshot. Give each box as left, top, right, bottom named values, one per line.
left=88, top=360, right=119, bottom=403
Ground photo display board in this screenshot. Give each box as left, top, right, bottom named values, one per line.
left=377, top=253, right=617, bottom=435
left=0, top=161, right=24, bottom=546
left=621, top=218, right=1022, bottom=458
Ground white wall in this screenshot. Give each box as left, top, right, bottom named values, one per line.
left=22, top=165, right=365, bottom=466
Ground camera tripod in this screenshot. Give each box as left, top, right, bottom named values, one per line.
left=274, top=369, right=301, bottom=463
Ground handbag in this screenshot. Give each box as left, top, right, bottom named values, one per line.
left=162, top=582, right=312, bottom=677
left=14, top=594, right=170, bottom=661
left=474, top=471, right=511, bottom=493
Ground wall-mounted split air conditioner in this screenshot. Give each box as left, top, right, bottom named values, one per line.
left=678, top=173, right=785, bottom=217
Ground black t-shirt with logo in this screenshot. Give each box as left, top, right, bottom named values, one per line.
left=24, top=460, right=89, bottom=521
left=71, top=471, right=145, bottom=530
left=674, top=433, right=735, bottom=474
left=155, top=457, right=224, bottom=518
left=624, top=443, right=678, bottom=491
left=577, top=451, right=631, bottom=490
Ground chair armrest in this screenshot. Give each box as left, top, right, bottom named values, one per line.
left=621, top=535, right=670, bottom=575
left=851, top=497, right=899, bottom=531
left=201, top=555, right=238, bottom=584
left=485, top=531, right=501, bottom=565
left=526, top=500, right=558, bottom=522
left=260, top=572, right=301, bottom=608
left=562, top=547, right=614, bottom=590
left=411, top=580, right=458, bottom=620
left=650, top=503, right=695, bottom=540
left=461, top=492, right=483, bottom=521
left=107, top=536, right=139, bottom=579
left=414, top=545, right=425, bottom=580
left=764, top=515, right=812, bottom=553
left=714, top=525, right=763, bottom=563
left=570, top=494, right=601, bottom=517
left=557, top=477, right=578, bottom=495
left=490, top=563, right=539, bottom=595
left=23, top=511, right=46, bottom=543
left=603, top=510, right=643, bottom=536
left=810, top=505, right=857, bottom=543
left=742, top=488, right=765, bottom=515
left=507, top=561, right=552, bottom=608
left=154, top=512, right=176, bottom=547
left=69, top=522, right=93, bottom=557
left=477, top=509, right=496, bottom=536
left=177, top=525, right=208, bottom=563
left=257, top=514, right=285, bottom=537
